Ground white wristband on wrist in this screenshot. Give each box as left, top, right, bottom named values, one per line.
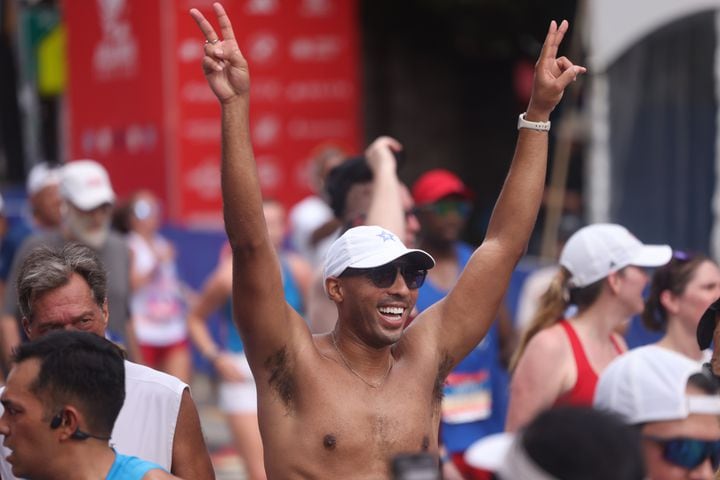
left=517, top=112, right=551, bottom=132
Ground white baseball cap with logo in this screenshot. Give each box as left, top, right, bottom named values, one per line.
left=594, top=345, right=720, bottom=425
left=323, top=225, right=435, bottom=283
left=60, top=160, right=116, bottom=211
left=559, top=223, right=672, bottom=288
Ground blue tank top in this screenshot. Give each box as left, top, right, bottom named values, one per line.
left=225, top=255, right=304, bottom=354
left=106, top=451, right=164, bottom=479
left=415, top=242, right=508, bottom=453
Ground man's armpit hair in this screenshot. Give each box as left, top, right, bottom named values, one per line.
left=265, top=347, right=295, bottom=410
left=433, top=353, right=454, bottom=406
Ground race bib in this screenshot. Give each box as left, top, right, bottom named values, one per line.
left=441, top=369, right=492, bottom=424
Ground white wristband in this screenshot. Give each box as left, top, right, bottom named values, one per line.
left=517, top=112, right=551, bottom=132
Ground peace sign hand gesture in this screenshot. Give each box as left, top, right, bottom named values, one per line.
left=190, top=2, right=250, bottom=104
left=526, top=20, right=586, bottom=121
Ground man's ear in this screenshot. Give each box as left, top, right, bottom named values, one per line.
left=21, top=317, right=32, bottom=339
left=101, top=298, right=109, bottom=328
left=326, top=277, right=343, bottom=303
left=55, top=407, right=80, bottom=441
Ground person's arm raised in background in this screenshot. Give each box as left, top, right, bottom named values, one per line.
left=363, top=136, right=406, bottom=240
left=189, top=3, right=313, bottom=380
left=408, top=20, right=586, bottom=367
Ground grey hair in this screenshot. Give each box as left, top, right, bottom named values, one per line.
left=17, top=243, right=107, bottom=321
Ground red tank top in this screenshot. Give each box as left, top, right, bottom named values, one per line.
left=554, top=319, right=623, bottom=407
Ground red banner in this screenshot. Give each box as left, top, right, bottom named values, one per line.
left=64, top=0, right=362, bottom=227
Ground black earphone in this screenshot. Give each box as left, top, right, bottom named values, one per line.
left=49, top=413, right=111, bottom=441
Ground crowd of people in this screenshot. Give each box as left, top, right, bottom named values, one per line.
left=0, top=2, right=718, bottom=480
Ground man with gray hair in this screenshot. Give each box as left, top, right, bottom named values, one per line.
left=0, top=243, right=214, bottom=480
left=0, top=160, right=135, bottom=367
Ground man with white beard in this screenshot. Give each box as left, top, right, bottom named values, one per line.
left=0, top=160, right=136, bottom=366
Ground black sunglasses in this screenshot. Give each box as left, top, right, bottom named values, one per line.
left=342, top=263, right=428, bottom=290
left=645, top=435, right=720, bottom=470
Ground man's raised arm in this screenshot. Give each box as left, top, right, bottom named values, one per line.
left=421, top=20, right=586, bottom=361
left=190, top=3, right=307, bottom=366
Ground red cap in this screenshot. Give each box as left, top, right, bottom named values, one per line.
left=411, top=169, right=473, bottom=206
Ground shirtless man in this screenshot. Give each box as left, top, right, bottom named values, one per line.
left=190, top=3, right=584, bottom=477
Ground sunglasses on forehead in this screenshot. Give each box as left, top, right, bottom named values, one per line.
left=645, top=436, right=720, bottom=470
left=341, top=263, right=428, bottom=290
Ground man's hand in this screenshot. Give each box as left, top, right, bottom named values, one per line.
left=526, top=20, right=586, bottom=121
left=189, top=2, right=249, bottom=104
left=364, top=136, right=402, bottom=175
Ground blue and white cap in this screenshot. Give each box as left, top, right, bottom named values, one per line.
left=323, top=225, right=435, bottom=283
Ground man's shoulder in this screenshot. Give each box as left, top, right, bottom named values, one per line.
left=110, top=452, right=165, bottom=480
left=98, top=233, right=130, bottom=270
left=105, top=231, right=130, bottom=251
left=123, top=360, right=187, bottom=397
left=5, top=231, right=62, bottom=279
left=18, top=230, right=63, bottom=252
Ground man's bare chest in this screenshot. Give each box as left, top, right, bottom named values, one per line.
left=260, top=357, right=442, bottom=464
left=260, top=381, right=440, bottom=479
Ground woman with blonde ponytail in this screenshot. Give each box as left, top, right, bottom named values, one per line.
left=506, top=224, right=672, bottom=431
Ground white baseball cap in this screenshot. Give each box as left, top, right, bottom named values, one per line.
left=60, top=160, right=115, bottom=211
left=465, top=432, right=515, bottom=472
left=594, top=345, right=720, bottom=425
left=26, top=162, right=62, bottom=196
left=323, top=225, right=435, bottom=283
left=559, top=223, right=671, bottom=288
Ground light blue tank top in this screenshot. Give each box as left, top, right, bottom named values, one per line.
left=106, top=451, right=165, bottom=479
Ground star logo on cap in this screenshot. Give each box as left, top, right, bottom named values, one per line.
left=377, top=231, right=396, bottom=242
